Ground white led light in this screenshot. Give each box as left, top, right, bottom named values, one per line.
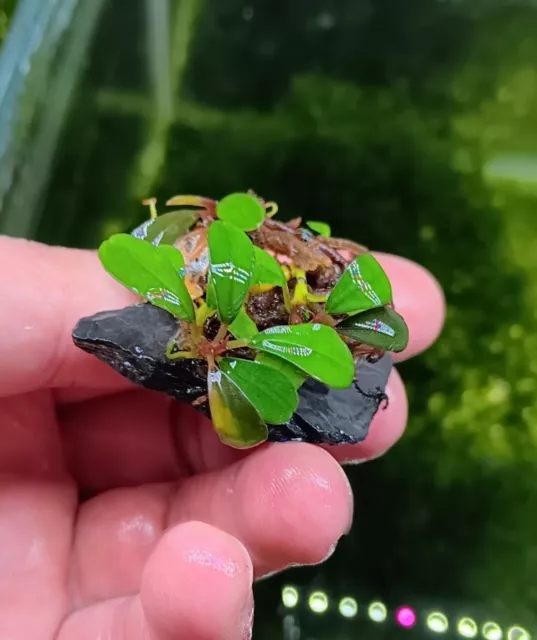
left=368, top=601, right=387, bottom=623
left=339, top=597, right=358, bottom=618
left=427, top=612, right=449, bottom=633
left=281, top=586, right=299, bottom=608
left=308, top=591, right=329, bottom=614
left=483, top=622, right=503, bottom=640
left=507, top=626, right=531, bottom=640
left=457, top=617, right=478, bottom=638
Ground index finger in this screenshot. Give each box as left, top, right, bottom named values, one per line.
left=0, top=236, right=444, bottom=398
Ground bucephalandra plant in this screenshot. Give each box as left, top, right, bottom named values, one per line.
left=97, top=191, right=409, bottom=449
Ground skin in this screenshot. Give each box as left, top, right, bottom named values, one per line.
left=0, top=235, right=445, bottom=639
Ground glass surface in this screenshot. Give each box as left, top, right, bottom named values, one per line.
left=1, top=0, right=537, bottom=637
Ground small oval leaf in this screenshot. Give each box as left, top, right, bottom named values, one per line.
left=219, top=358, right=298, bottom=424
left=255, top=352, right=307, bottom=389
left=208, top=369, right=268, bottom=449
left=216, top=192, right=266, bottom=231
left=98, top=234, right=195, bottom=322
left=208, top=221, right=255, bottom=324
left=252, top=246, right=287, bottom=288
left=306, top=220, right=331, bottom=237
left=325, top=253, right=392, bottom=316
left=229, top=307, right=259, bottom=339
left=249, top=323, right=355, bottom=388
left=336, top=306, right=409, bottom=352
left=131, top=209, right=200, bottom=245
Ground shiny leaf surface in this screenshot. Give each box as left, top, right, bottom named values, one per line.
left=131, top=209, right=200, bottom=245
left=255, top=351, right=307, bottom=389
left=207, top=369, right=268, bottom=449
left=252, top=246, right=287, bottom=287
left=326, top=253, right=392, bottom=316
left=337, top=306, right=409, bottom=352
left=208, top=221, right=255, bottom=324
left=249, top=323, right=355, bottom=388
left=219, top=358, right=298, bottom=423
left=229, top=307, right=259, bottom=339
left=98, top=234, right=195, bottom=322
left=216, top=192, right=266, bottom=231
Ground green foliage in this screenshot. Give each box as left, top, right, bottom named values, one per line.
left=228, top=307, right=258, bottom=339
left=249, top=323, right=355, bottom=388
left=131, top=209, right=200, bottom=245
left=207, top=368, right=268, bottom=449
left=306, top=220, right=331, bottom=237
left=98, top=234, right=195, bottom=322
left=336, top=306, right=409, bottom=352
left=251, top=246, right=287, bottom=287
left=219, top=358, right=298, bottom=424
left=207, top=220, right=255, bottom=324
left=255, top=352, right=307, bottom=389
left=326, top=253, right=393, bottom=316
left=215, top=192, right=265, bottom=230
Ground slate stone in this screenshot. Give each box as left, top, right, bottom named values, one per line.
left=72, top=303, right=392, bottom=445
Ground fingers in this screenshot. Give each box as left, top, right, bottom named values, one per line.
left=0, top=236, right=136, bottom=398
left=59, top=522, right=254, bottom=640
left=69, top=443, right=352, bottom=604
left=168, top=443, right=353, bottom=578
left=374, top=252, right=445, bottom=362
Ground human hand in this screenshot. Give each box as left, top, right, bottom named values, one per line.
left=0, top=235, right=444, bottom=640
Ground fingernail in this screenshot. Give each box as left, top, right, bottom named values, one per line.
left=239, top=593, right=254, bottom=640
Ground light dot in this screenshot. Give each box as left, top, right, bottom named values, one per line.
left=368, top=601, right=387, bottom=623
left=281, top=586, right=299, bottom=608
left=457, top=617, right=478, bottom=638
left=308, top=591, right=328, bottom=614
left=507, top=626, right=531, bottom=640
left=339, top=597, right=358, bottom=618
left=397, top=606, right=417, bottom=628
left=427, top=612, right=449, bottom=633
left=483, top=622, right=503, bottom=640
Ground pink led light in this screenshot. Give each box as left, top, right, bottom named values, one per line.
left=396, top=606, right=417, bottom=628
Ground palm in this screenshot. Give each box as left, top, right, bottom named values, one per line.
left=0, top=237, right=444, bottom=639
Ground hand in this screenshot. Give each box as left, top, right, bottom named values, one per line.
left=0, top=235, right=444, bottom=639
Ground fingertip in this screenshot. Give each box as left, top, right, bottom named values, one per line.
left=141, top=521, right=254, bottom=640
left=374, top=252, right=446, bottom=361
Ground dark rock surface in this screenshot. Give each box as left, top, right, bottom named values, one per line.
left=72, top=303, right=392, bottom=445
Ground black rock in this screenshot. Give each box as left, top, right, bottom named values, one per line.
left=72, top=303, right=392, bottom=445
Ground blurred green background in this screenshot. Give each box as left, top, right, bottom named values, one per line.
left=1, top=0, right=537, bottom=637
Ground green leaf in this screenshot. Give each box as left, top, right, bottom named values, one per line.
left=219, top=358, right=298, bottom=424
left=336, top=306, right=409, bottom=352
left=216, top=192, right=266, bottom=231
left=255, top=352, right=307, bottom=389
left=208, top=369, right=268, bottom=449
left=249, top=323, right=355, bottom=388
left=325, top=253, right=392, bottom=316
left=252, top=246, right=286, bottom=287
left=98, top=233, right=195, bottom=322
left=229, top=307, right=259, bottom=339
left=208, top=221, right=255, bottom=324
left=306, top=220, right=331, bottom=237
left=131, top=209, right=200, bottom=245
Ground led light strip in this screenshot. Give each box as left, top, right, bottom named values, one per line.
left=280, top=586, right=532, bottom=639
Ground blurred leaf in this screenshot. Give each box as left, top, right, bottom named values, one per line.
left=255, top=351, right=307, bottom=389
left=219, top=358, right=298, bottom=423
left=207, top=368, right=268, bottom=449
left=252, top=246, right=287, bottom=288
left=306, top=220, right=331, bottom=237
left=326, top=253, right=392, bottom=316
left=229, top=307, right=259, bottom=339
left=337, top=306, right=409, bottom=352
left=131, top=209, right=200, bottom=246
left=208, top=221, right=255, bottom=324
left=216, top=192, right=265, bottom=231
left=98, top=234, right=195, bottom=322
left=249, top=323, right=355, bottom=388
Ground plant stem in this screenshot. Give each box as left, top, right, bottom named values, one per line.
left=214, top=323, right=228, bottom=344
left=226, top=339, right=248, bottom=350
left=167, top=349, right=197, bottom=360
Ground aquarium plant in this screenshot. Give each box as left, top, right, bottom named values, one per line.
left=90, top=191, right=408, bottom=449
